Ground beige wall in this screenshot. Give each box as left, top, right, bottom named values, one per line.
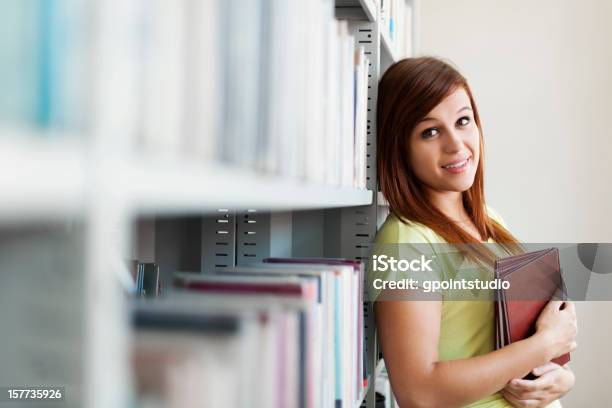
left=419, top=0, right=612, bottom=405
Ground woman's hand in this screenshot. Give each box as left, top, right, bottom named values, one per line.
left=501, top=363, right=575, bottom=408
left=535, top=301, right=578, bottom=359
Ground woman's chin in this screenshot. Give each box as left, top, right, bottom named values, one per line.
left=439, top=178, right=475, bottom=193
left=423, top=173, right=476, bottom=194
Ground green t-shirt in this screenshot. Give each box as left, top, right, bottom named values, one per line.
left=370, top=207, right=562, bottom=408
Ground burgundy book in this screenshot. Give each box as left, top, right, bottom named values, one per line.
left=494, top=248, right=570, bottom=366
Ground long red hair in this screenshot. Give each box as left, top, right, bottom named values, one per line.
left=377, top=57, right=520, bottom=261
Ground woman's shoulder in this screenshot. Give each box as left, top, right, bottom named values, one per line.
left=375, top=205, right=509, bottom=245
left=376, top=213, right=445, bottom=245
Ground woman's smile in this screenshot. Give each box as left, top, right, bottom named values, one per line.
left=441, top=155, right=472, bottom=174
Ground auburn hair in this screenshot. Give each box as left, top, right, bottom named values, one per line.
left=377, top=57, right=520, bottom=263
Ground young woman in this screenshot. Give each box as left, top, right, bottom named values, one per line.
left=372, top=57, right=577, bottom=408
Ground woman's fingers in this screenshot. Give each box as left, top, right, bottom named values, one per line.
left=532, top=362, right=560, bottom=377
left=509, top=378, right=539, bottom=392
left=545, top=300, right=563, bottom=312
left=506, top=375, right=554, bottom=398
left=501, top=389, right=543, bottom=408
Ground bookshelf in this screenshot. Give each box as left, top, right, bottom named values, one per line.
left=336, top=0, right=378, bottom=22
left=0, top=0, right=419, bottom=407
left=127, top=161, right=373, bottom=213
left=0, top=134, right=87, bottom=220
left=380, top=28, right=400, bottom=63
left=0, top=134, right=372, bottom=216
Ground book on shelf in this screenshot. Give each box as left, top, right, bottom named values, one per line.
left=141, top=263, right=161, bottom=297
left=219, top=0, right=264, bottom=170
left=271, top=258, right=370, bottom=391
left=127, top=260, right=161, bottom=297
left=0, top=0, right=89, bottom=131
left=140, top=0, right=187, bottom=157
left=354, top=47, right=370, bottom=189
left=379, top=0, right=413, bottom=59
left=0, top=225, right=85, bottom=401
left=217, top=265, right=336, bottom=408
left=169, top=257, right=367, bottom=408
left=132, top=293, right=305, bottom=408
left=263, top=258, right=368, bottom=406
left=1, top=0, right=373, bottom=191
left=184, top=0, right=221, bottom=162
left=174, top=272, right=318, bottom=408
left=338, top=20, right=356, bottom=189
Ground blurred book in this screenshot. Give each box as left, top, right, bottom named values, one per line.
left=134, top=288, right=308, bottom=408
left=263, top=258, right=367, bottom=407
left=0, top=0, right=374, bottom=192
left=354, top=46, right=370, bottom=189
left=174, top=272, right=316, bottom=408
left=126, top=260, right=161, bottom=297
left=0, top=225, right=85, bottom=407
left=170, top=258, right=365, bottom=408
left=132, top=294, right=285, bottom=408
left=0, top=0, right=90, bottom=131
left=141, top=263, right=161, bottom=297
left=379, top=0, right=413, bottom=59
left=93, top=0, right=368, bottom=188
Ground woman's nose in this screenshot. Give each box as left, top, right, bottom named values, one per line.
left=443, top=128, right=464, bottom=153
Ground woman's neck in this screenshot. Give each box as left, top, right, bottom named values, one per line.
left=426, top=188, right=484, bottom=241
left=426, top=189, right=469, bottom=222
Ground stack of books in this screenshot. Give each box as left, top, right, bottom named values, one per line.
left=1, top=1, right=372, bottom=190
left=131, top=258, right=367, bottom=408
left=127, top=0, right=372, bottom=188
left=132, top=293, right=300, bottom=408
left=0, top=0, right=89, bottom=131
left=379, top=0, right=413, bottom=58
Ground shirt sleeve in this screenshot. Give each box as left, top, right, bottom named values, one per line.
left=367, top=216, right=446, bottom=301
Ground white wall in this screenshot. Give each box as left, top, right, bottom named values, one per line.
left=419, top=0, right=612, bottom=405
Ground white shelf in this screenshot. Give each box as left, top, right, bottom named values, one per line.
left=0, top=135, right=87, bottom=221
left=126, top=159, right=373, bottom=213
left=359, top=0, right=377, bottom=22
left=0, top=123, right=372, bottom=218
left=335, top=0, right=377, bottom=22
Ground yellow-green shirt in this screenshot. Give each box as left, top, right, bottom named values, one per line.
left=370, top=208, right=562, bottom=408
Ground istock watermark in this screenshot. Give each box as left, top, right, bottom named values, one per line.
left=365, top=243, right=612, bottom=302
left=372, top=254, right=434, bottom=272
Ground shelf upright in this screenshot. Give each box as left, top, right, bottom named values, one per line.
left=85, top=0, right=137, bottom=406
left=334, top=3, right=381, bottom=406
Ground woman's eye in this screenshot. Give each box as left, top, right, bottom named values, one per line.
left=421, top=128, right=439, bottom=139
left=457, top=116, right=471, bottom=126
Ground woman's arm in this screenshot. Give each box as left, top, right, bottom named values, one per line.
left=376, top=298, right=576, bottom=408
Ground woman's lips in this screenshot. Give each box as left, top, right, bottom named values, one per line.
left=441, top=156, right=471, bottom=174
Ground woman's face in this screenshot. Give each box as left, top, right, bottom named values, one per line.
left=408, top=87, right=480, bottom=194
